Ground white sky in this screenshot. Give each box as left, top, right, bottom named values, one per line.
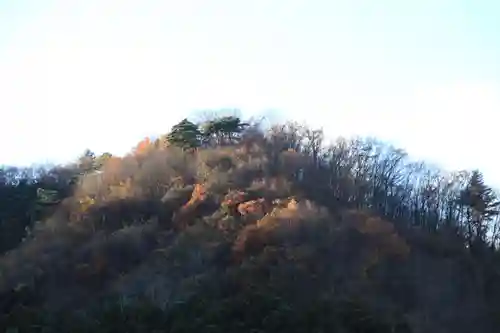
left=1, top=0, right=500, bottom=185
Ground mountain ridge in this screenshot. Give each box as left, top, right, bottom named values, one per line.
left=0, top=115, right=499, bottom=332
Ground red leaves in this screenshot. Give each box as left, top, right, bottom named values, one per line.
left=134, top=137, right=152, bottom=155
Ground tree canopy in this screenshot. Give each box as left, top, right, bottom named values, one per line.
left=166, top=118, right=201, bottom=149
left=1, top=113, right=500, bottom=332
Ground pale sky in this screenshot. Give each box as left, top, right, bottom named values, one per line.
left=1, top=1, right=500, bottom=185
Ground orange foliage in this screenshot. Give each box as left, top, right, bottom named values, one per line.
left=173, top=184, right=208, bottom=226
left=134, top=137, right=152, bottom=155
left=183, top=184, right=207, bottom=208
left=237, top=198, right=271, bottom=217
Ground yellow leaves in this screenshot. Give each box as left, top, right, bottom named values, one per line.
left=78, top=195, right=96, bottom=213
left=108, top=178, right=134, bottom=199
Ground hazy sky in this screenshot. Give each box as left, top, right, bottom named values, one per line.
left=1, top=1, right=500, bottom=184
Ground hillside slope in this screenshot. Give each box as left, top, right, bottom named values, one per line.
left=1, top=117, right=500, bottom=332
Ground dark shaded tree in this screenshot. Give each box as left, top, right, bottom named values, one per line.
left=201, top=116, right=249, bottom=146
left=459, top=170, right=500, bottom=245
left=166, top=118, right=201, bottom=150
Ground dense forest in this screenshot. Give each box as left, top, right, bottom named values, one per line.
left=1, top=114, right=500, bottom=332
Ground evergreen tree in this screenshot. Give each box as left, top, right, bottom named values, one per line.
left=459, top=170, right=500, bottom=243
left=201, top=116, right=249, bottom=145
left=166, top=119, right=201, bottom=150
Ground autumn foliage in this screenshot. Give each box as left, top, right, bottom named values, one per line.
left=1, top=116, right=500, bottom=332
left=133, top=137, right=153, bottom=156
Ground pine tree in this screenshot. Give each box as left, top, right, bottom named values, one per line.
left=459, top=170, right=500, bottom=243
left=166, top=119, right=201, bottom=150
left=200, top=116, right=249, bottom=145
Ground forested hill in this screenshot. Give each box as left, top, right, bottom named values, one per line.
left=1, top=115, right=500, bottom=332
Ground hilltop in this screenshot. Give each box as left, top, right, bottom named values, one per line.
left=1, top=115, right=500, bottom=332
